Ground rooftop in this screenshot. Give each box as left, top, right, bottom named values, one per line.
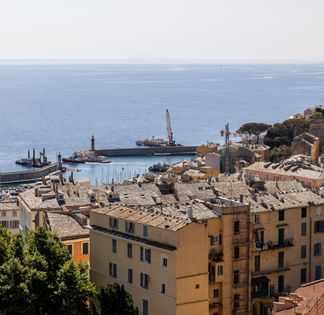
left=45, top=212, right=89, bottom=240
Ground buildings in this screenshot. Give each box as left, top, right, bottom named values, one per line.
left=291, top=133, right=320, bottom=164
left=89, top=177, right=324, bottom=315
left=273, top=279, right=324, bottom=314
left=244, top=156, right=324, bottom=189
left=18, top=176, right=97, bottom=233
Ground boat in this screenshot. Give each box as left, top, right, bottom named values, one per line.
left=62, top=151, right=111, bottom=164
left=148, top=163, right=170, bottom=172
left=16, top=148, right=51, bottom=168
left=136, top=109, right=183, bottom=147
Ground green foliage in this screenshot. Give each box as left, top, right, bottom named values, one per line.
left=270, top=145, right=291, bottom=162
left=98, top=283, right=139, bottom=315
left=237, top=122, right=271, bottom=143
left=0, top=227, right=95, bottom=315
left=264, top=119, right=310, bottom=149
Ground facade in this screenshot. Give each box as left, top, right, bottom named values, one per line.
left=291, top=133, right=320, bottom=164
left=45, top=211, right=90, bottom=263
left=90, top=204, right=210, bottom=315
left=0, top=201, right=20, bottom=234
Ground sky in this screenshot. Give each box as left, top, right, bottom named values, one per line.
left=0, top=0, right=323, bottom=62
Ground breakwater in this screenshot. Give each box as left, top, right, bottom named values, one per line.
left=96, top=146, right=197, bottom=157
left=0, top=163, right=59, bottom=185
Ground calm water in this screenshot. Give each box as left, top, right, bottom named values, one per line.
left=0, top=63, right=324, bottom=184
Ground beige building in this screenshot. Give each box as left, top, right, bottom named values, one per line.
left=244, top=159, right=324, bottom=189
left=18, top=176, right=96, bottom=233
left=0, top=201, right=20, bottom=234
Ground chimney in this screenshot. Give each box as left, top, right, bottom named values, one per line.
left=240, top=195, right=244, bottom=203
left=57, top=152, right=62, bottom=170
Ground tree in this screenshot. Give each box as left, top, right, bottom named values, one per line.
left=0, top=227, right=96, bottom=315
left=98, top=283, right=139, bottom=315
left=237, top=122, right=271, bottom=144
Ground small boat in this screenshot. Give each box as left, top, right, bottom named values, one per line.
left=148, top=163, right=170, bottom=172
left=62, top=155, right=110, bottom=164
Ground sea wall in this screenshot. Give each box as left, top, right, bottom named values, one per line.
left=0, top=163, right=59, bottom=185
left=96, top=146, right=197, bottom=157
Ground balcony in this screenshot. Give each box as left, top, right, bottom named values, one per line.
left=209, top=248, right=223, bottom=262
left=252, top=276, right=269, bottom=299
left=253, top=266, right=289, bottom=276
left=255, top=238, right=294, bottom=251
left=209, top=302, right=222, bottom=309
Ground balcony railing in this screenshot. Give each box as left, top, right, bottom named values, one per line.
left=209, top=249, right=223, bottom=262
left=252, top=289, right=269, bottom=299
left=255, top=238, right=294, bottom=251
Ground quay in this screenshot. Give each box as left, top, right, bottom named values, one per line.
left=0, top=163, right=60, bottom=185
left=95, top=145, right=197, bottom=157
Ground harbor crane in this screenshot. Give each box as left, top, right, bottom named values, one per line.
left=166, top=109, right=175, bottom=146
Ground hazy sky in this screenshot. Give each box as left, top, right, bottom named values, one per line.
left=0, top=0, right=324, bottom=62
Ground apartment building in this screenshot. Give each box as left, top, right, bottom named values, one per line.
left=90, top=198, right=254, bottom=315
left=247, top=189, right=324, bottom=315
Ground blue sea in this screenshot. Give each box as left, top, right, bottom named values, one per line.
left=0, top=63, right=324, bottom=184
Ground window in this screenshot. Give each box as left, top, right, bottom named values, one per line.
left=161, top=283, right=166, bottom=294
left=314, top=221, right=324, bottom=233
left=233, top=270, right=240, bottom=284
left=112, top=239, right=117, bottom=253
left=278, top=275, right=284, bottom=293
left=142, top=299, right=148, bottom=315
left=234, top=246, right=240, bottom=259
left=254, top=255, right=260, bottom=272
left=12, top=210, right=17, bottom=217
left=234, top=294, right=240, bottom=308
left=219, top=234, right=222, bottom=245
left=278, top=251, right=284, bottom=268
left=140, top=247, right=151, bottom=263
left=315, top=265, right=322, bottom=280
left=109, top=262, right=117, bottom=278
left=127, top=243, right=133, bottom=258
left=301, top=222, right=307, bottom=236
left=314, top=243, right=321, bottom=256
left=0, top=221, right=8, bottom=228
left=140, top=272, right=149, bottom=289
left=125, top=221, right=135, bottom=233
left=217, top=265, right=223, bottom=275
left=301, top=207, right=307, bottom=218
left=278, top=228, right=285, bottom=245
left=255, top=214, right=260, bottom=224
left=213, top=289, right=219, bottom=298
left=128, top=268, right=133, bottom=284
left=109, top=217, right=118, bottom=229
left=300, top=268, right=307, bottom=284
left=67, top=244, right=73, bottom=255
left=209, top=235, right=219, bottom=245
left=82, top=242, right=89, bottom=255
left=9, top=220, right=19, bottom=229
left=161, top=256, right=168, bottom=268
left=143, top=225, right=148, bottom=237
left=278, top=210, right=285, bottom=221
left=1, top=211, right=6, bottom=217
left=301, top=245, right=307, bottom=259
left=234, top=221, right=240, bottom=234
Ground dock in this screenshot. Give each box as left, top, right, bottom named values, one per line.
left=0, top=163, right=60, bottom=185
left=95, top=146, right=197, bottom=157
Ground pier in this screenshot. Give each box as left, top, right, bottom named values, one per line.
left=95, top=146, right=197, bottom=157
left=0, top=163, right=60, bottom=185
